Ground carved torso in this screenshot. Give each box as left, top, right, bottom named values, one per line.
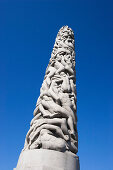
left=23, top=26, right=78, bottom=155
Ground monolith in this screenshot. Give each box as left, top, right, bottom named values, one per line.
left=14, top=26, right=80, bottom=170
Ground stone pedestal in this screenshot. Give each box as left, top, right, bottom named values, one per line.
left=14, top=149, right=80, bottom=170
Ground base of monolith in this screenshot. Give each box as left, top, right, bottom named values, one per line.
left=14, top=149, right=80, bottom=170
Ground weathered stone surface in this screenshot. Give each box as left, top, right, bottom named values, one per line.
left=15, top=26, right=80, bottom=170
left=23, top=26, right=78, bottom=155
left=14, top=149, right=80, bottom=170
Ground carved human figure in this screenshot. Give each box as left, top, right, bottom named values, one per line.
left=23, top=26, right=78, bottom=155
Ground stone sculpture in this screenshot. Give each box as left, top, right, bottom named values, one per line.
left=15, top=26, right=80, bottom=170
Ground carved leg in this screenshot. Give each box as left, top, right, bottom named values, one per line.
left=31, top=118, right=68, bottom=135
left=41, top=100, right=75, bottom=123
left=38, top=104, right=51, bottom=117
left=29, top=136, right=41, bottom=149
left=30, top=124, right=69, bottom=144
left=40, top=129, right=67, bottom=152
left=30, top=112, right=41, bottom=126
left=67, top=116, right=75, bottom=135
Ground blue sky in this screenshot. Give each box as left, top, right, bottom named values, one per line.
left=0, top=0, right=113, bottom=169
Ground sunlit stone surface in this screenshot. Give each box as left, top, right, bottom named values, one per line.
left=15, top=26, right=80, bottom=170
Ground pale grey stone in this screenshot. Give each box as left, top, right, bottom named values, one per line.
left=23, top=26, right=78, bottom=154
left=15, top=26, right=80, bottom=170
left=14, top=149, right=80, bottom=170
